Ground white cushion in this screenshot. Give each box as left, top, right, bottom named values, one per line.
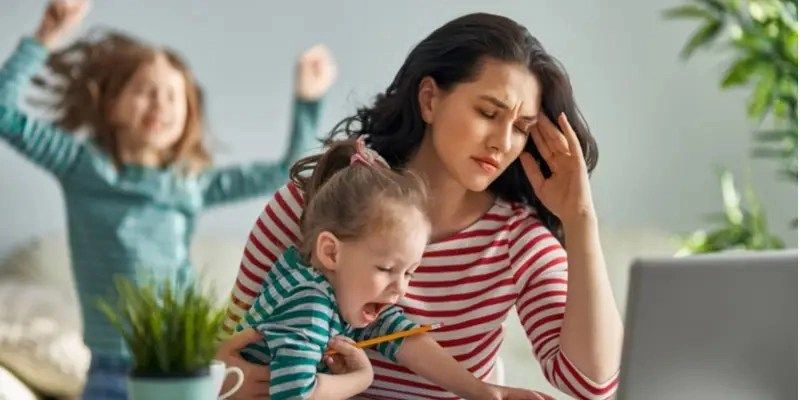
left=0, top=282, right=90, bottom=397
left=0, top=233, right=75, bottom=301
left=0, top=365, right=38, bottom=400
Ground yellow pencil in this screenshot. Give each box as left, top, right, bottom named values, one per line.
left=325, top=322, right=444, bottom=356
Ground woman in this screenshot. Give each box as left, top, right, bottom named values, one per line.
left=217, top=12, right=622, bottom=400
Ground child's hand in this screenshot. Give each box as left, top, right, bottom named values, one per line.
left=323, top=336, right=373, bottom=379
left=485, top=383, right=556, bottom=400
left=35, top=0, right=90, bottom=50
left=294, top=44, right=337, bottom=101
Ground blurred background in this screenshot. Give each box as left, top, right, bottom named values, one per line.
left=0, top=1, right=795, bottom=399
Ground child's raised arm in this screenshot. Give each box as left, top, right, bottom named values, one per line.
left=1, top=0, right=88, bottom=106
left=198, top=45, right=335, bottom=207
left=0, top=1, right=89, bottom=178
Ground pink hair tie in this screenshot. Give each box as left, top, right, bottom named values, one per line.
left=350, top=136, right=389, bottom=168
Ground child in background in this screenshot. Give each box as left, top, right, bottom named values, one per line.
left=235, top=137, right=543, bottom=400
left=0, top=1, right=335, bottom=398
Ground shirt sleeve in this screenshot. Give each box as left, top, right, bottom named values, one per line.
left=0, top=38, right=84, bottom=178
left=349, top=305, right=420, bottom=363
left=0, top=105, right=84, bottom=178
left=509, top=211, right=619, bottom=399
left=257, top=286, right=334, bottom=400
left=0, top=37, right=47, bottom=106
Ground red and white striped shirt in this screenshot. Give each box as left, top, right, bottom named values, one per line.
left=222, top=183, right=619, bottom=400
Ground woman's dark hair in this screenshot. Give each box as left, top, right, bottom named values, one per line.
left=327, top=12, right=598, bottom=242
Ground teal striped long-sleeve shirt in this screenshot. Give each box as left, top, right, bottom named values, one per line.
left=0, top=37, right=323, bottom=359
left=236, top=246, right=419, bottom=400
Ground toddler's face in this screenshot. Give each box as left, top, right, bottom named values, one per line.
left=109, top=52, right=189, bottom=156
left=324, top=205, right=430, bottom=328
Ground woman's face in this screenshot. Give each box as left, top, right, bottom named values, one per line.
left=421, top=58, right=540, bottom=192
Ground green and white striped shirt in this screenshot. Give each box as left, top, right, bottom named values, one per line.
left=235, top=246, right=419, bottom=400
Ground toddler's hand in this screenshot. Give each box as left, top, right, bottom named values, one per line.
left=484, top=383, right=556, bottom=400
left=323, top=336, right=373, bottom=380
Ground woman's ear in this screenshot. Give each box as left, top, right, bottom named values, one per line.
left=315, top=231, right=341, bottom=271
left=418, top=76, right=440, bottom=124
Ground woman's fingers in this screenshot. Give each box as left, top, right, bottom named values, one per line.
left=556, top=112, right=584, bottom=159
left=537, top=112, right=571, bottom=155
left=519, top=152, right=544, bottom=192
left=529, top=125, right=555, bottom=169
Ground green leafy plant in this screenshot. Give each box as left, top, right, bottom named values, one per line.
left=97, top=276, right=225, bottom=376
left=665, top=0, right=797, bottom=181
left=664, top=0, right=796, bottom=253
left=676, top=169, right=784, bottom=255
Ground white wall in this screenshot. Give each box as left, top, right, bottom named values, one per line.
left=0, top=1, right=795, bottom=258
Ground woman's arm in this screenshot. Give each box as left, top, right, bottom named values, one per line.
left=517, top=112, right=623, bottom=398
left=559, top=215, right=623, bottom=383
left=510, top=214, right=619, bottom=400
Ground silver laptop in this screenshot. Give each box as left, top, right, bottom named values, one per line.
left=617, top=250, right=797, bottom=400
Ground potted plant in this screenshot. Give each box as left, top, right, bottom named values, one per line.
left=664, top=0, right=797, bottom=254
left=97, top=275, right=226, bottom=400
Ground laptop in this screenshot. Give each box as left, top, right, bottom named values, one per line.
left=617, top=250, right=798, bottom=400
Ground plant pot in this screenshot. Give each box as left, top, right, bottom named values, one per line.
left=128, top=368, right=215, bottom=400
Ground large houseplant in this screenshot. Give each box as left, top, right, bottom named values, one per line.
left=97, top=276, right=225, bottom=400
left=665, top=0, right=797, bottom=254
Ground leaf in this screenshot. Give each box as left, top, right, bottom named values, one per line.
left=753, top=128, right=796, bottom=142
left=694, top=0, right=726, bottom=14
left=95, top=274, right=225, bottom=374
left=747, top=66, right=778, bottom=119
left=681, top=20, right=724, bottom=59
left=663, top=4, right=715, bottom=20
left=721, top=56, right=760, bottom=87
left=752, top=147, right=793, bottom=157
left=719, top=170, right=744, bottom=225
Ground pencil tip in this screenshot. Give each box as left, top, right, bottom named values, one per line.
left=429, top=322, right=444, bottom=330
